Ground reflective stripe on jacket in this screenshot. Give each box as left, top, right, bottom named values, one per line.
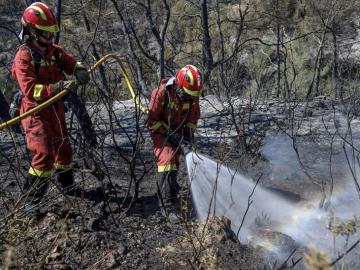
left=147, top=78, right=200, bottom=136
left=11, top=43, right=77, bottom=113
left=147, top=78, right=200, bottom=172
left=11, top=42, right=77, bottom=176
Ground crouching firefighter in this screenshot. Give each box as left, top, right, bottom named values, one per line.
left=147, top=65, right=202, bottom=222
left=11, top=2, right=90, bottom=211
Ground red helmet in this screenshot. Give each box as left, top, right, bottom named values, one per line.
left=21, top=2, right=59, bottom=33
left=176, top=65, right=202, bottom=97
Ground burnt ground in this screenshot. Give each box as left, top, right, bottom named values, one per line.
left=3, top=95, right=354, bottom=269
left=0, top=127, right=273, bottom=270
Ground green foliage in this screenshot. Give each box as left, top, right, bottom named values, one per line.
left=2, top=0, right=360, bottom=100
left=1, top=217, right=35, bottom=247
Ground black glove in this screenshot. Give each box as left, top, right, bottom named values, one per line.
left=74, top=65, right=90, bottom=85
left=181, top=136, right=193, bottom=155
left=166, top=132, right=182, bottom=148
left=9, top=91, right=23, bottom=118
left=9, top=103, right=19, bottom=119
left=183, top=132, right=193, bottom=145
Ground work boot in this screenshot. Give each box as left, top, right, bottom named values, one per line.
left=157, top=171, right=181, bottom=223
left=158, top=202, right=180, bottom=224
left=56, top=169, right=75, bottom=195
left=157, top=171, right=180, bottom=203
left=23, top=174, right=49, bottom=203
left=22, top=174, right=49, bottom=219
left=167, top=210, right=180, bottom=224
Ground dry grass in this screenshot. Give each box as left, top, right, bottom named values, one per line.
left=156, top=216, right=235, bottom=270
left=304, top=247, right=331, bottom=270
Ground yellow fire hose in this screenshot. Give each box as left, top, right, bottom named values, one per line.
left=0, top=53, right=148, bottom=131
left=89, top=54, right=148, bottom=114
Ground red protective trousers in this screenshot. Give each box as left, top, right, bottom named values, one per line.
left=11, top=42, right=77, bottom=177
left=147, top=78, right=200, bottom=172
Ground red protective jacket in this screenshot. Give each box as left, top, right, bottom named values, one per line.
left=147, top=78, right=200, bottom=172
left=12, top=42, right=77, bottom=177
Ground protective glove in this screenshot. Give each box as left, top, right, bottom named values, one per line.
left=74, top=65, right=90, bottom=85
left=9, top=103, right=19, bottom=118
left=181, top=132, right=195, bottom=155
left=180, top=143, right=191, bottom=155
left=165, top=132, right=192, bottom=155
left=183, top=131, right=194, bottom=145
left=9, top=91, right=23, bottom=118
left=166, top=132, right=182, bottom=148
left=50, top=80, right=78, bottom=94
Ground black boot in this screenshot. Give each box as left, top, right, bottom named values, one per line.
left=56, top=169, right=75, bottom=195
left=157, top=171, right=180, bottom=223
left=23, top=174, right=49, bottom=217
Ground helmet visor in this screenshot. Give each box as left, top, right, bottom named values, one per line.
left=35, top=23, right=59, bottom=33
left=183, top=86, right=201, bottom=97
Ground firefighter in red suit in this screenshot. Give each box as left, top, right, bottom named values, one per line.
left=147, top=65, right=202, bottom=220
left=11, top=2, right=90, bottom=208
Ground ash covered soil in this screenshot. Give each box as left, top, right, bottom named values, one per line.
left=1, top=95, right=359, bottom=269
left=0, top=96, right=271, bottom=270
left=0, top=139, right=268, bottom=270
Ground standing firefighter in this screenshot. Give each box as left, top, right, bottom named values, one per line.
left=147, top=65, right=202, bottom=222
left=11, top=2, right=90, bottom=211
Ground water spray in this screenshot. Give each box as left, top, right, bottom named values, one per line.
left=186, top=150, right=360, bottom=267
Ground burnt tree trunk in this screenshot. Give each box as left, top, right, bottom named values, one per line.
left=110, top=0, right=148, bottom=95
left=201, top=0, right=213, bottom=84
left=306, top=33, right=325, bottom=100
left=54, top=0, right=61, bottom=44
left=332, top=31, right=342, bottom=99
left=54, top=0, right=97, bottom=147
left=0, top=91, right=21, bottom=133
left=0, top=91, right=11, bottom=122
left=67, top=92, right=97, bottom=147
left=275, top=23, right=281, bottom=98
